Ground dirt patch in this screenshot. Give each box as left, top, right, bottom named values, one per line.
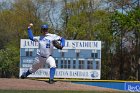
left=0, top=78, right=122, bottom=92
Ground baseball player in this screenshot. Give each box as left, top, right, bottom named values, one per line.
left=21, top=23, right=65, bottom=84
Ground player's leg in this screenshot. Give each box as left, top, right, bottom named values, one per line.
left=21, top=56, right=45, bottom=79
left=46, top=56, right=56, bottom=84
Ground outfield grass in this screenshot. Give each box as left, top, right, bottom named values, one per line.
left=0, top=90, right=128, bottom=93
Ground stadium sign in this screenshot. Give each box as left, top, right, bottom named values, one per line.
left=20, top=39, right=101, bottom=79
left=20, top=68, right=100, bottom=79
left=20, top=39, right=101, bottom=49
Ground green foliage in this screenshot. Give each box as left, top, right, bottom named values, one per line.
left=62, top=0, right=112, bottom=41
left=0, top=46, right=19, bottom=78
left=0, top=0, right=42, bottom=78
left=92, top=10, right=113, bottom=42
left=127, top=7, right=140, bottom=31
left=0, top=0, right=42, bottom=49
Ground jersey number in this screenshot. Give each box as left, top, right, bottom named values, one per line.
left=46, top=40, right=51, bottom=48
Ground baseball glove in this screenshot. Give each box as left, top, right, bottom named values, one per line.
left=52, top=40, right=63, bottom=50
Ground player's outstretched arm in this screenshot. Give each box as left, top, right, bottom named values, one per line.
left=27, top=23, right=34, bottom=41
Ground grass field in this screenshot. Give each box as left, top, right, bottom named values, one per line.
left=0, top=90, right=128, bottom=93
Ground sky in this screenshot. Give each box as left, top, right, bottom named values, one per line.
left=0, top=0, right=9, bottom=2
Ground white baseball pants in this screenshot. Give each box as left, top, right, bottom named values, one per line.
left=29, top=56, right=56, bottom=73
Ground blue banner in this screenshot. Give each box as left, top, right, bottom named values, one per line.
left=125, top=82, right=140, bottom=92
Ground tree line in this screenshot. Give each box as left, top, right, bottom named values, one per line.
left=0, top=0, right=140, bottom=80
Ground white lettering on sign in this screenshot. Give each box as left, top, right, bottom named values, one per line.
left=23, top=59, right=34, bottom=63
left=19, top=68, right=100, bottom=79
left=22, top=64, right=32, bottom=68
left=125, top=82, right=140, bottom=92
left=20, top=39, right=101, bottom=49
left=127, top=85, right=140, bottom=92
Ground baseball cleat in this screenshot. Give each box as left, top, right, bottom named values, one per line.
left=48, top=79, right=55, bottom=84
left=20, top=72, right=27, bottom=79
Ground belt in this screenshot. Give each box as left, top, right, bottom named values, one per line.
left=41, top=55, right=52, bottom=58
left=41, top=56, right=47, bottom=58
